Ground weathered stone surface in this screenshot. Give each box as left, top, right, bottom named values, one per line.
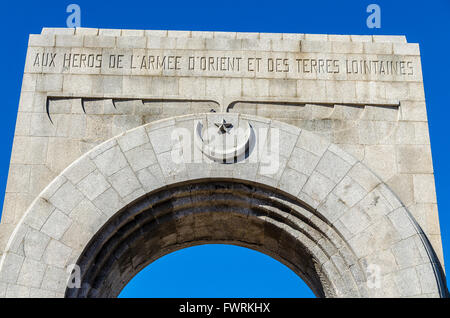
left=0, top=28, right=444, bottom=298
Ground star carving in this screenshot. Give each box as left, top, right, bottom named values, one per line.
left=214, top=119, right=233, bottom=134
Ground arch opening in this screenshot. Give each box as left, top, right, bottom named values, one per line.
left=65, top=179, right=367, bottom=298
left=118, top=244, right=316, bottom=298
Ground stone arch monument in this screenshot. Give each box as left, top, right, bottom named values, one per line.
left=0, top=28, right=446, bottom=297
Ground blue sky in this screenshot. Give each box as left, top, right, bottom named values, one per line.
left=0, top=0, right=449, bottom=297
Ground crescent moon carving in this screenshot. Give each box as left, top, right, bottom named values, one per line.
left=194, top=120, right=255, bottom=163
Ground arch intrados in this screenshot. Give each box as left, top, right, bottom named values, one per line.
left=66, top=179, right=364, bottom=298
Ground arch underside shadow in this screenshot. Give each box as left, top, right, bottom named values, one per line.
left=66, top=179, right=368, bottom=298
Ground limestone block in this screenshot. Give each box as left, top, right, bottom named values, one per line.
left=206, top=78, right=242, bottom=97
left=393, top=267, right=422, bottom=297
left=190, top=31, right=213, bottom=38
left=147, top=37, right=176, bottom=49
left=241, top=38, right=271, bottom=51
left=108, top=166, right=142, bottom=198
left=271, top=40, right=300, bottom=52
left=99, top=29, right=121, bottom=36
left=6, top=285, right=30, bottom=297
left=205, top=38, right=242, bottom=50
left=62, top=75, right=95, bottom=95
left=63, top=156, right=96, bottom=185
left=408, top=82, right=426, bottom=101
left=242, top=79, right=269, bottom=97
left=179, top=77, right=206, bottom=97
left=168, top=30, right=191, bottom=38
left=332, top=42, right=363, bottom=54
left=339, top=204, right=371, bottom=236
left=269, top=79, right=297, bottom=97
left=11, top=136, right=48, bottom=165
left=122, top=29, right=145, bottom=37
left=315, top=150, right=352, bottom=183
left=60, top=220, right=93, bottom=251
left=55, top=35, right=83, bottom=47
left=351, top=35, right=372, bottom=42
left=92, top=145, right=128, bottom=176
left=416, top=263, right=439, bottom=295
left=0, top=252, right=23, bottom=285
left=112, top=115, right=143, bottom=135
left=75, top=28, right=99, bottom=36
left=48, top=181, right=84, bottom=215
left=393, top=121, right=416, bottom=145
left=35, top=74, right=63, bottom=92
left=257, top=153, right=287, bottom=182
left=363, top=42, right=393, bottom=54
left=116, top=126, right=149, bottom=151
left=92, top=187, right=125, bottom=217
left=287, top=147, right=320, bottom=176
left=69, top=199, right=106, bottom=233
left=363, top=145, right=397, bottom=180
left=278, top=168, right=308, bottom=196
left=42, top=28, right=75, bottom=35
left=47, top=138, right=83, bottom=173
left=23, top=198, right=55, bottom=231
left=385, top=82, right=409, bottom=100
left=355, top=81, right=387, bottom=103
left=387, top=207, right=417, bottom=240
left=333, top=175, right=367, bottom=208
left=328, top=34, right=350, bottom=42
left=84, top=35, right=116, bottom=48
left=396, top=145, right=433, bottom=173
left=28, top=34, right=54, bottom=47
left=148, top=124, right=176, bottom=154
left=40, top=266, right=68, bottom=292
left=375, top=183, right=403, bottom=210
left=319, top=193, right=349, bottom=223
left=326, top=81, right=356, bottom=103
left=29, top=288, right=57, bottom=298
left=5, top=164, right=30, bottom=193
left=231, top=162, right=259, bottom=182
left=23, top=229, right=50, bottom=260
left=413, top=174, right=437, bottom=203
left=391, top=237, right=425, bottom=269
left=156, top=151, right=188, bottom=183
left=41, top=210, right=72, bottom=240
left=414, top=122, right=430, bottom=145
left=121, top=76, right=151, bottom=95
left=363, top=105, right=398, bottom=121
left=357, top=190, right=392, bottom=221
left=136, top=164, right=165, bottom=192
left=372, top=35, right=406, bottom=43
left=29, top=113, right=56, bottom=137
left=304, top=34, right=328, bottom=41
left=42, top=240, right=72, bottom=268
left=301, top=171, right=335, bottom=204
left=176, top=38, right=205, bottom=50
left=124, top=143, right=157, bottom=172
left=29, top=165, right=57, bottom=198
left=17, top=258, right=46, bottom=288
left=393, top=43, right=420, bottom=55
left=386, top=174, right=414, bottom=207
left=76, top=170, right=110, bottom=201
left=282, top=33, right=305, bottom=40
left=260, top=33, right=283, bottom=40
left=301, top=41, right=332, bottom=53
left=296, top=129, right=330, bottom=157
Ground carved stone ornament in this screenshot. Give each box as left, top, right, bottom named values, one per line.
left=194, top=118, right=255, bottom=163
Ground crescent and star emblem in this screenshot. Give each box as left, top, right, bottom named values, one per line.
left=194, top=118, right=255, bottom=163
